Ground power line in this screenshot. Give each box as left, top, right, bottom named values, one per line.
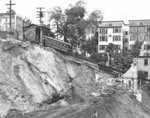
left=6, top=0, right=16, bottom=29
left=36, top=7, right=45, bottom=24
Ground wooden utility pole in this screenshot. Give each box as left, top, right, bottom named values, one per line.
left=6, top=0, right=16, bottom=29
left=36, top=7, right=45, bottom=24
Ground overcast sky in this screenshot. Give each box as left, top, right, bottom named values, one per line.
left=0, top=0, right=150, bottom=24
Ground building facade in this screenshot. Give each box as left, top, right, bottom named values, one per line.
left=135, top=57, right=150, bottom=80
left=129, top=20, right=150, bottom=56
left=0, top=11, right=31, bottom=39
left=98, top=21, right=129, bottom=53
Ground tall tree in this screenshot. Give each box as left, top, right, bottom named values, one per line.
left=105, top=43, right=116, bottom=66
left=80, top=10, right=103, bottom=55
left=65, top=0, right=87, bottom=46
left=131, top=40, right=143, bottom=57
left=88, top=10, right=103, bottom=28
left=47, top=0, right=103, bottom=52
left=48, top=6, right=66, bottom=39
left=48, top=1, right=87, bottom=44
left=81, top=32, right=98, bottom=55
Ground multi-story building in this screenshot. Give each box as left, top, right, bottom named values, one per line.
left=134, top=57, right=150, bottom=80
left=0, top=10, right=31, bottom=39
left=129, top=20, right=150, bottom=56
left=98, top=21, right=129, bottom=53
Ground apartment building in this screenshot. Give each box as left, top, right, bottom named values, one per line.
left=129, top=20, right=150, bottom=56
left=98, top=21, right=129, bottom=53
left=0, top=10, right=31, bottom=39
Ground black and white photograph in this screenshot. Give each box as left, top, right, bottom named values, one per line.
left=0, top=0, right=150, bottom=118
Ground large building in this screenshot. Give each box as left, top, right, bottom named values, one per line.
left=129, top=20, right=150, bottom=56
left=0, top=10, right=31, bottom=39
left=98, top=21, right=129, bottom=53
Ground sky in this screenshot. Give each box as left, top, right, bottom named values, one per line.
left=0, top=0, right=150, bottom=24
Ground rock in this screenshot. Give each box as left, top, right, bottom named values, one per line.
left=91, top=92, right=100, bottom=97
left=5, top=109, right=22, bottom=118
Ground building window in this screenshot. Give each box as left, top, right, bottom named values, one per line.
left=109, top=24, right=112, bottom=27
left=138, top=71, right=148, bottom=78
left=147, top=27, right=150, bottom=32
left=124, top=31, right=128, bottom=35
left=144, top=53, right=150, bottom=56
left=146, top=36, right=150, bottom=41
left=130, top=35, right=137, bottom=41
left=99, top=28, right=107, bottom=34
left=145, top=36, right=150, bottom=41
left=100, top=36, right=107, bottom=41
left=99, top=45, right=106, bottom=50
left=138, top=27, right=145, bottom=32
left=113, top=28, right=121, bottom=33
left=138, top=35, right=144, bottom=41
left=114, top=45, right=121, bottom=50
left=113, top=36, right=121, bottom=41
left=124, top=38, right=128, bottom=43
left=130, top=27, right=137, bottom=33
left=144, top=59, right=148, bottom=66
left=140, top=22, right=143, bottom=26
left=144, top=71, right=148, bottom=77
left=144, top=45, right=150, bottom=50
left=124, top=47, right=128, bottom=50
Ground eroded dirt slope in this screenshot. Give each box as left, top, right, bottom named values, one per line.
left=0, top=40, right=113, bottom=117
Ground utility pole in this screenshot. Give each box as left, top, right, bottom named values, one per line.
left=22, top=17, right=25, bottom=39
left=36, top=7, right=45, bottom=25
left=6, top=0, right=16, bottom=29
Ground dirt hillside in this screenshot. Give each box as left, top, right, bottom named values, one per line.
left=0, top=39, right=150, bottom=118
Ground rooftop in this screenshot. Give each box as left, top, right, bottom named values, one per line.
left=129, top=19, right=150, bottom=21
left=101, top=20, right=126, bottom=25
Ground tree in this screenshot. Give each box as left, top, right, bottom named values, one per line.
left=105, top=43, right=116, bottom=66
left=81, top=32, right=98, bottom=55
left=47, top=0, right=103, bottom=52
left=89, top=53, right=107, bottom=64
left=65, top=0, right=87, bottom=46
left=110, top=40, right=143, bottom=72
left=131, top=40, right=143, bottom=57
left=48, top=6, right=66, bottom=39
left=80, top=10, right=103, bottom=55
left=88, top=10, right=103, bottom=28
left=112, top=51, right=134, bottom=72
left=48, top=1, right=87, bottom=45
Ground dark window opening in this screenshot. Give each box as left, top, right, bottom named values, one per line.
left=144, top=71, right=148, bottom=77
left=147, top=27, right=150, bottom=32
left=140, top=22, right=143, bottom=26
left=144, top=59, right=148, bottom=66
